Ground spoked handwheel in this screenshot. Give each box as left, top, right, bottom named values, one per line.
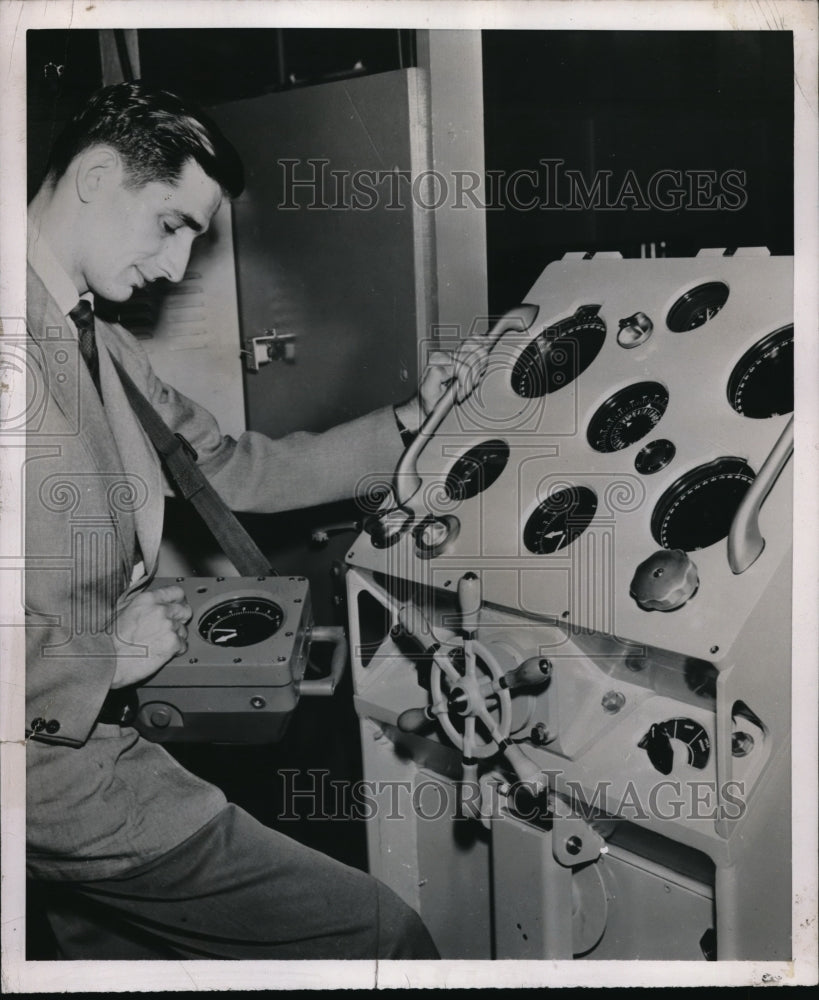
left=429, top=641, right=513, bottom=761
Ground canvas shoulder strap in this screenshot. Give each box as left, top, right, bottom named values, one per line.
left=111, top=356, right=274, bottom=577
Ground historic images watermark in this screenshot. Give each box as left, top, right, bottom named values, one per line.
left=278, top=158, right=749, bottom=212
left=276, top=769, right=747, bottom=824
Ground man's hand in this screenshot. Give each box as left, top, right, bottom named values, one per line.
left=395, top=337, right=491, bottom=434
left=110, top=585, right=192, bottom=689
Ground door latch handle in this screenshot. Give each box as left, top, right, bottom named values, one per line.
left=241, top=330, right=298, bottom=372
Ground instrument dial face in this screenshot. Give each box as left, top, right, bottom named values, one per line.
left=511, top=305, right=606, bottom=398
left=523, top=486, right=598, bottom=554
left=635, top=438, right=676, bottom=475
left=198, top=598, right=284, bottom=647
left=587, top=382, right=669, bottom=453
left=666, top=281, right=729, bottom=332
left=651, top=457, right=755, bottom=551
left=444, top=439, right=510, bottom=501
left=728, top=325, right=793, bottom=418
left=638, top=717, right=711, bottom=775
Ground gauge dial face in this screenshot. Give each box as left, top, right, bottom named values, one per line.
left=666, top=281, right=729, bottom=332
left=198, top=598, right=284, bottom=647
left=728, top=325, right=793, bottom=418
left=638, top=717, right=711, bottom=775
left=444, top=439, right=510, bottom=501
left=635, top=438, right=676, bottom=475
left=651, top=457, right=755, bottom=551
left=511, top=305, right=606, bottom=398
left=523, top=486, right=598, bottom=554
left=587, top=382, right=669, bottom=453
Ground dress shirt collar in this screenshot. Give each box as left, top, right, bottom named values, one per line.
left=27, top=214, right=92, bottom=318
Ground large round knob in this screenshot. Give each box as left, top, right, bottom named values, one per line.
left=630, top=549, right=699, bottom=611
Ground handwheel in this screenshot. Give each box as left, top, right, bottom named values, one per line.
left=429, top=640, right=513, bottom=761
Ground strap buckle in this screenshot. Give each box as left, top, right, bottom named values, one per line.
left=174, top=433, right=198, bottom=462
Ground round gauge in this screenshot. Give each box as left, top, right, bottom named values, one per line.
left=511, top=305, right=606, bottom=398
left=444, top=439, right=510, bottom=501
left=198, top=597, right=284, bottom=647
left=651, top=457, right=755, bottom=551
left=523, top=486, right=598, bottom=554
left=638, top=717, right=711, bottom=775
left=728, top=325, right=793, bottom=418
left=666, top=281, right=729, bottom=332
left=587, top=381, right=669, bottom=453
left=635, top=438, right=676, bottom=475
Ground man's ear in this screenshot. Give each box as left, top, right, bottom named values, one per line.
left=75, top=145, right=123, bottom=203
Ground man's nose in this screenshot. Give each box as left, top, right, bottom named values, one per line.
left=159, top=235, right=194, bottom=283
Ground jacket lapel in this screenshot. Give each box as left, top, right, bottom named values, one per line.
left=96, top=331, right=165, bottom=574
left=26, top=267, right=136, bottom=578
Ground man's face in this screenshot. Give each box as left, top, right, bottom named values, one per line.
left=80, top=157, right=223, bottom=302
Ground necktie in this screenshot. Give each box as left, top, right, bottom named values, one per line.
left=69, top=299, right=102, bottom=399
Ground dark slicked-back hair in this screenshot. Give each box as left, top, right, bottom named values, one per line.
left=44, top=81, right=244, bottom=198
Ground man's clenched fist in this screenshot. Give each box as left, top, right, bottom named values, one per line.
left=110, top=585, right=192, bottom=689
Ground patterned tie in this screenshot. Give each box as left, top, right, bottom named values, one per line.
left=69, top=299, right=102, bottom=399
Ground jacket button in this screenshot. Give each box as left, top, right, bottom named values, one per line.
left=30, top=717, right=47, bottom=732
left=45, top=720, right=61, bottom=734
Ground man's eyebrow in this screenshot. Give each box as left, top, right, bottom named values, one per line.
left=169, top=209, right=204, bottom=233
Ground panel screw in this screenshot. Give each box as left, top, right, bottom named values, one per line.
left=566, top=835, right=583, bottom=856
left=601, top=690, right=626, bottom=714
left=250, top=697, right=266, bottom=709
left=732, top=731, right=755, bottom=757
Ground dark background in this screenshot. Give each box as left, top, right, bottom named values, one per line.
left=26, top=27, right=794, bottom=958
left=28, top=28, right=794, bottom=312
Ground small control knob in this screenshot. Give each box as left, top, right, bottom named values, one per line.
left=630, top=549, right=699, bottom=611
left=149, top=706, right=172, bottom=728
left=617, top=311, right=653, bottom=349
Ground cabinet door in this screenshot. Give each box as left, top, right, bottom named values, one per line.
left=210, top=68, right=434, bottom=438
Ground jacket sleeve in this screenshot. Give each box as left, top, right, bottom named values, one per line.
left=109, top=325, right=406, bottom=513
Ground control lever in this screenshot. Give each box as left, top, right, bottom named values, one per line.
left=297, top=625, right=348, bottom=696
left=394, top=304, right=539, bottom=508
left=728, top=415, right=793, bottom=574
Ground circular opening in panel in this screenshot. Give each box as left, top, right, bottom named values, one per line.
left=444, top=439, right=510, bottom=501
left=651, top=457, right=755, bottom=551
left=523, top=486, right=598, bottom=554
left=511, top=306, right=606, bottom=398
left=727, top=325, right=793, bottom=418
left=635, top=438, right=676, bottom=475
left=666, top=281, right=729, bottom=332
left=587, top=382, right=669, bottom=453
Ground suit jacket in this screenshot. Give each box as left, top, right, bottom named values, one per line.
left=25, top=265, right=403, bottom=880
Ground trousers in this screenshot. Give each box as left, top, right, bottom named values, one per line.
left=35, top=804, right=438, bottom=960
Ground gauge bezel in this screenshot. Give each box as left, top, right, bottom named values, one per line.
left=522, top=485, right=598, bottom=555
left=650, top=457, right=756, bottom=551
left=198, top=596, right=285, bottom=648
left=666, top=280, right=730, bottom=332
left=635, top=438, right=676, bottom=475
left=443, top=439, right=510, bottom=502
left=511, top=305, right=606, bottom=399
left=727, top=324, right=794, bottom=419
left=586, top=380, right=670, bottom=453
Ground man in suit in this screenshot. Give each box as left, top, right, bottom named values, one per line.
left=25, top=82, right=478, bottom=959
